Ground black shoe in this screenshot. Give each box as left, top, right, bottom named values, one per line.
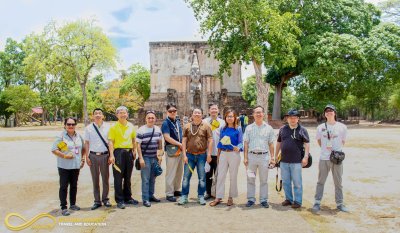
left=166, top=196, right=177, bottom=202
left=69, top=205, right=81, bottom=211
left=91, top=203, right=102, bottom=210
left=150, top=196, right=161, bottom=202
left=125, top=199, right=139, bottom=205
left=261, top=202, right=270, bottom=208
left=61, top=209, right=70, bottom=216
left=246, top=200, right=255, bottom=207
left=174, top=191, right=182, bottom=197
left=143, top=200, right=151, bottom=207
left=103, top=201, right=112, bottom=207
left=117, top=202, right=126, bottom=209
left=204, top=193, right=211, bottom=200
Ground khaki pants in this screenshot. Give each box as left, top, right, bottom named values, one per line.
left=216, top=151, right=241, bottom=199
left=165, top=154, right=183, bottom=197
left=314, top=160, right=344, bottom=206
left=247, top=153, right=269, bottom=203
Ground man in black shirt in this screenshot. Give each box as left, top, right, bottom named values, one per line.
left=275, top=109, right=310, bottom=208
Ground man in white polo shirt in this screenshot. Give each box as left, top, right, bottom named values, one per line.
left=84, top=108, right=112, bottom=210
left=243, top=106, right=275, bottom=208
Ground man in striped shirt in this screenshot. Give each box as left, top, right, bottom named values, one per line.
left=243, top=106, right=275, bottom=208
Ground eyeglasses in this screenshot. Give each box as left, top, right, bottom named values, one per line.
left=168, top=109, right=177, bottom=113
left=66, top=123, right=76, bottom=126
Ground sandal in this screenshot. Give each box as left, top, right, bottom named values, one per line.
left=209, top=199, right=221, bottom=207
left=227, top=198, right=234, bottom=206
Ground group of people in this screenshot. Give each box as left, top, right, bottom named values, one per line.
left=51, top=103, right=348, bottom=216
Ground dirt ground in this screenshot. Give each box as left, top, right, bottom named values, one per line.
left=0, top=124, right=399, bottom=233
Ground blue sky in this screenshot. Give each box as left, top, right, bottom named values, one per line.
left=0, top=0, right=202, bottom=77
left=0, top=0, right=382, bottom=81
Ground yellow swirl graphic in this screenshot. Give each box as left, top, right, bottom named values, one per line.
left=4, top=212, right=56, bottom=231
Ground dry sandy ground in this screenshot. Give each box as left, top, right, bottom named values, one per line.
left=0, top=124, right=399, bottom=233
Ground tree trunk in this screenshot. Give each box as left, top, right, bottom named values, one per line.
left=41, top=108, right=47, bottom=126
left=252, top=60, right=269, bottom=117
left=272, top=83, right=283, bottom=120
left=80, top=83, right=89, bottom=126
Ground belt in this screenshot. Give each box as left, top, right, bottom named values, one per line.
left=221, top=149, right=233, bottom=152
left=250, top=151, right=268, bottom=155
left=90, top=151, right=109, bottom=155
left=187, top=151, right=206, bottom=155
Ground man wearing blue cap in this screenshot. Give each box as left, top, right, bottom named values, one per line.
left=312, top=104, right=348, bottom=213
left=275, top=109, right=310, bottom=209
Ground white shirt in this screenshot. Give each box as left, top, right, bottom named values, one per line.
left=84, top=122, right=110, bottom=152
left=316, top=122, right=347, bottom=160
left=243, top=121, right=275, bottom=153
left=204, top=117, right=225, bottom=156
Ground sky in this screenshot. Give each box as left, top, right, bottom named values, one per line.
left=0, top=0, right=383, bottom=81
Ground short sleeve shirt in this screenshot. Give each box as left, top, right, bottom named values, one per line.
left=277, top=124, right=310, bottom=163
left=51, top=131, right=84, bottom=169
left=108, top=121, right=136, bottom=149
left=183, top=122, right=213, bottom=154
left=84, top=122, right=110, bottom=152
left=316, top=122, right=347, bottom=160
left=204, top=117, right=225, bottom=155
left=161, top=117, right=182, bottom=147
left=243, top=121, right=275, bottom=153
left=136, top=125, right=163, bottom=157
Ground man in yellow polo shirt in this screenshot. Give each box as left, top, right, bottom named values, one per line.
left=108, top=106, right=138, bottom=209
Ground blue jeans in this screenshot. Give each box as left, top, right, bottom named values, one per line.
left=181, top=153, right=207, bottom=197
left=280, top=162, right=303, bottom=205
left=141, top=156, right=158, bottom=201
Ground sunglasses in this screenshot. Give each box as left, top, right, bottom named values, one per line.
left=66, top=123, right=76, bottom=126
left=325, top=109, right=334, bottom=113
left=168, top=109, right=177, bottom=113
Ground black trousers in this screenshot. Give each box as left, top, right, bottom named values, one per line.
left=206, top=155, right=218, bottom=196
left=113, top=149, right=134, bottom=203
left=58, top=167, right=80, bottom=210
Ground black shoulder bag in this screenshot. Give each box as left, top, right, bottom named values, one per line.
left=135, top=128, right=155, bottom=170
left=325, top=122, right=345, bottom=165
left=294, top=125, right=312, bottom=168
left=93, top=123, right=109, bottom=151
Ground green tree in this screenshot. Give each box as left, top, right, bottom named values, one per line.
left=43, top=19, right=117, bottom=125
left=267, top=0, right=380, bottom=120
left=2, top=85, right=39, bottom=126
left=120, top=63, right=151, bottom=105
left=0, top=38, right=26, bottom=89
left=186, top=0, right=301, bottom=115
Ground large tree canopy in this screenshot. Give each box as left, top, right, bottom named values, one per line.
left=267, top=0, right=381, bottom=119
left=186, top=0, right=301, bottom=115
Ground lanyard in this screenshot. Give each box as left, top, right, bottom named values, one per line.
left=65, top=133, right=80, bottom=154
left=167, top=117, right=181, bottom=142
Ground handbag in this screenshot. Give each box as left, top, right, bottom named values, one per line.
left=136, top=128, right=155, bottom=171
left=330, top=151, right=345, bottom=165
left=166, top=144, right=181, bottom=157
left=325, top=122, right=345, bottom=165
left=154, top=161, right=163, bottom=176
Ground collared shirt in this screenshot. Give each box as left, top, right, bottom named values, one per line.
left=243, top=121, right=275, bottom=153
left=108, top=121, right=136, bottom=149
left=316, top=122, right=347, bottom=160
left=51, top=130, right=84, bottom=169
left=217, top=127, right=243, bottom=151
left=277, top=124, right=310, bottom=163
left=84, top=122, right=110, bottom=152
left=183, top=121, right=213, bottom=154
left=161, top=117, right=183, bottom=147
left=204, top=117, right=225, bottom=155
